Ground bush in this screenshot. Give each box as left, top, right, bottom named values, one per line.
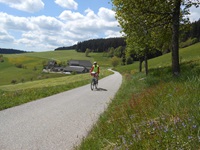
left=15, top=63, right=23, bottom=68
left=15, top=63, right=26, bottom=69
left=126, top=56, right=133, bottom=64
left=11, top=80, right=17, bottom=84
left=179, top=38, right=198, bottom=48
left=71, top=71, right=77, bottom=75
left=85, top=48, right=91, bottom=57
left=111, top=56, right=120, bottom=67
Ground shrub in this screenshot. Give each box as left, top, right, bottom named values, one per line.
left=179, top=38, right=198, bottom=48
left=126, top=56, right=133, bottom=64
left=71, top=71, right=77, bottom=75
left=111, top=56, right=120, bottom=67
left=15, top=63, right=23, bottom=68
left=85, top=48, right=91, bottom=57
left=11, top=80, right=17, bottom=84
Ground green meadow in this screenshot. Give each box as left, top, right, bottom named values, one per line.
left=77, top=43, right=200, bottom=149
left=0, top=50, right=111, bottom=86
left=0, top=43, right=200, bottom=149
left=0, top=50, right=112, bottom=110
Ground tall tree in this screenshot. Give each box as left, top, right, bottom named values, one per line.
left=112, top=0, right=200, bottom=76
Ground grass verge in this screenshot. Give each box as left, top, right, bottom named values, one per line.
left=76, top=59, right=200, bottom=150
left=0, top=69, right=112, bottom=111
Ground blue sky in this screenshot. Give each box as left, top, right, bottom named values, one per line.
left=0, top=0, right=199, bottom=52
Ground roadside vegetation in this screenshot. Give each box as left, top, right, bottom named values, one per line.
left=0, top=42, right=199, bottom=149
left=76, top=43, right=200, bottom=149
left=0, top=51, right=112, bottom=110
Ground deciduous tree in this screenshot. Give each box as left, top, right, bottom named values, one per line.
left=112, top=0, right=200, bottom=75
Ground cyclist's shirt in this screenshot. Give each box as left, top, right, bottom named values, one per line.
left=91, top=65, right=99, bottom=73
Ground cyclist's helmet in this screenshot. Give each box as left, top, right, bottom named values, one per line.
left=94, top=61, right=97, bottom=64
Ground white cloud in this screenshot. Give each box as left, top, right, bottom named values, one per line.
left=85, top=8, right=98, bottom=19
left=105, top=30, right=122, bottom=38
left=0, top=0, right=44, bottom=13
left=0, top=28, right=15, bottom=43
left=188, top=6, right=200, bottom=22
left=30, top=15, right=63, bottom=31
left=55, top=0, right=78, bottom=10
left=60, top=8, right=120, bottom=35
left=0, top=12, right=36, bottom=31
left=98, top=7, right=116, bottom=21
left=58, top=10, right=83, bottom=21
left=0, top=7, right=122, bottom=51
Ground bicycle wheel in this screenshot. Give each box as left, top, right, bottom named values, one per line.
left=91, top=79, right=95, bottom=90
left=95, top=79, right=98, bottom=89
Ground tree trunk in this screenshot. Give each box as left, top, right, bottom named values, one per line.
left=144, top=53, right=148, bottom=75
left=171, top=0, right=181, bottom=76
left=139, top=58, right=143, bottom=72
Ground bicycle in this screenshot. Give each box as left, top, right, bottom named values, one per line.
left=90, top=72, right=98, bottom=90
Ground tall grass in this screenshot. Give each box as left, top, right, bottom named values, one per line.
left=76, top=59, right=200, bottom=150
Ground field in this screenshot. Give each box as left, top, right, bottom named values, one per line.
left=0, top=50, right=111, bottom=86
left=0, top=50, right=112, bottom=110
left=77, top=43, right=200, bottom=149
left=0, top=43, right=200, bottom=149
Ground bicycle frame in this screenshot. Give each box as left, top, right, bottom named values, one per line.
left=90, top=72, right=98, bottom=90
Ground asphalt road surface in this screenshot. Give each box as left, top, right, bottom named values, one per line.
left=0, top=70, right=122, bottom=150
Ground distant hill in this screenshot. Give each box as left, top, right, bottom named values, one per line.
left=55, top=37, right=126, bottom=52
left=0, top=48, right=28, bottom=54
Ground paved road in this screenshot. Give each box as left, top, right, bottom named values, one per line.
left=0, top=70, right=122, bottom=150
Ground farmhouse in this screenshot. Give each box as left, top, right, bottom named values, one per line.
left=63, top=60, right=92, bottom=74
left=44, top=60, right=92, bottom=74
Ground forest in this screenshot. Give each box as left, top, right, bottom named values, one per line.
left=0, top=48, right=28, bottom=54
left=55, top=37, right=126, bottom=52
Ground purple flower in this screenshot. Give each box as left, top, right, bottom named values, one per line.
left=182, top=122, right=186, bottom=128
left=132, top=134, right=136, bottom=138
left=188, top=136, right=193, bottom=140
left=192, top=125, right=197, bottom=128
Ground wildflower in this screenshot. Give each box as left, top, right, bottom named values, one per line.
left=148, top=120, right=154, bottom=126
left=174, top=117, right=181, bottom=125
left=192, top=125, right=197, bottom=128
left=164, top=126, right=168, bottom=132
left=132, top=134, right=136, bottom=138
left=182, top=122, right=186, bottom=128
left=188, top=136, right=193, bottom=140
left=122, top=137, right=126, bottom=144
left=119, top=135, right=126, bottom=145
left=130, top=115, right=134, bottom=120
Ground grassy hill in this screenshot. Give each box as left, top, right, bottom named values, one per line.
left=77, top=43, right=200, bottom=149
left=0, top=50, right=111, bottom=86
left=0, top=50, right=112, bottom=110
left=0, top=43, right=199, bottom=149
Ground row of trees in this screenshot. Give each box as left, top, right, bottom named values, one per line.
left=111, top=0, right=200, bottom=76
left=0, top=48, right=27, bottom=54
left=76, top=37, right=126, bottom=52
left=55, top=37, right=126, bottom=52
left=181, top=19, right=200, bottom=45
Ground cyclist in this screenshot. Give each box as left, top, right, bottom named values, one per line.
left=90, top=61, right=100, bottom=83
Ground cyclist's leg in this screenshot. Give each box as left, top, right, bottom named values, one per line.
left=91, top=78, right=95, bottom=90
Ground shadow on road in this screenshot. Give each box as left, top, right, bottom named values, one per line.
left=96, top=87, right=107, bottom=91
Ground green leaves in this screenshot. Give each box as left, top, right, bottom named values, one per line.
left=112, top=0, right=199, bottom=75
